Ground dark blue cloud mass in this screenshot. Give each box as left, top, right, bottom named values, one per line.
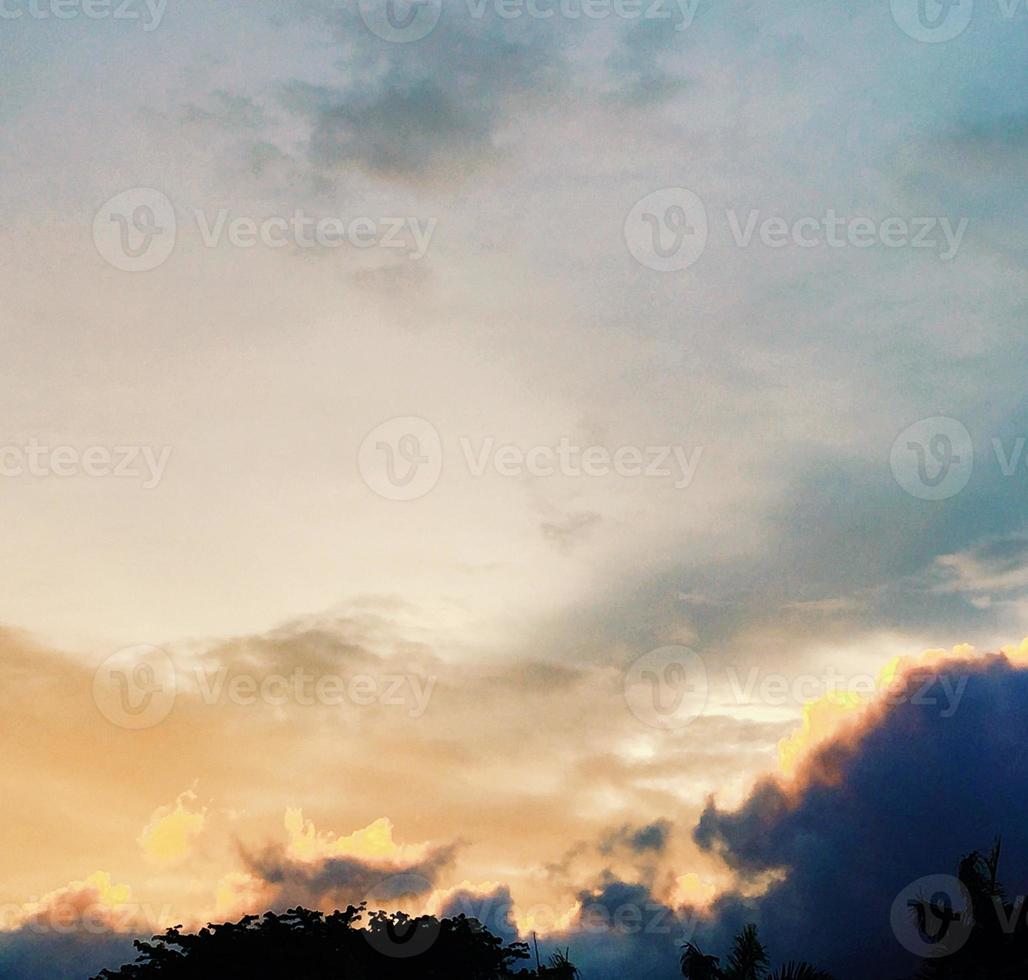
left=690, top=654, right=1028, bottom=979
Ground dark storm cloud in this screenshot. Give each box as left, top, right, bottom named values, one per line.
left=242, top=841, right=460, bottom=912
left=437, top=884, right=520, bottom=944
left=690, top=654, right=1028, bottom=979
left=549, top=876, right=687, bottom=978
left=0, top=932, right=137, bottom=980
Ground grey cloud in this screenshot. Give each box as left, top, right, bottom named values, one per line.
left=0, top=931, right=137, bottom=980
left=278, top=5, right=571, bottom=182
left=600, top=820, right=672, bottom=855
left=243, top=841, right=460, bottom=912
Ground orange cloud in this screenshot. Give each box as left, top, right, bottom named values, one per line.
left=0, top=872, right=166, bottom=936
left=777, top=640, right=985, bottom=779
left=138, top=791, right=207, bottom=865
left=284, top=809, right=432, bottom=867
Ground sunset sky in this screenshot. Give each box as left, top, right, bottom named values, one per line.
left=1, top=1, right=1027, bottom=977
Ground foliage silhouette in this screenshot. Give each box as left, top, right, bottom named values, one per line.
left=681, top=941, right=722, bottom=980
left=92, top=904, right=580, bottom=980
left=724, top=923, right=769, bottom=980
left=911, top=838, right=1028, bottom=979
left=681, top=925, right=831, bottom=980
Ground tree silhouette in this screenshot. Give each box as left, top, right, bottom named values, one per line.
left=92, top=905, right=580, bottom=980
left=543, top=948, right=581, bottom=978
left=681, top=926, right=832, bottom=980
left=911, top=838, right=1028, bottom=979
left=681, top=941, right=722, bottom=980
left=724, top=924, right=769, bottom=980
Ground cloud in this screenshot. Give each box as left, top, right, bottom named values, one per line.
left=278, top=2, right=571, bottom=182
left=241, top=811, right=459, bottom=913
left=0, top=932, right=137, bottom=980
left=430, top=882, right=520, bottom=944
left=283, top=810, right=434, bottom=867
left=691, top=650, right=1028, bottom=979
left=0, top=872, right=164, bottom=980
left=929, top=533, right=1028, bottom=604
left=546, top=876, right=688, bottom=978
left=600, top=820, right=672, bottom=856
left=138, top=790, right=207, bottom=865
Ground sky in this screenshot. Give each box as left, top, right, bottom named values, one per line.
left=0, top=0, right=1026, bottom=977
